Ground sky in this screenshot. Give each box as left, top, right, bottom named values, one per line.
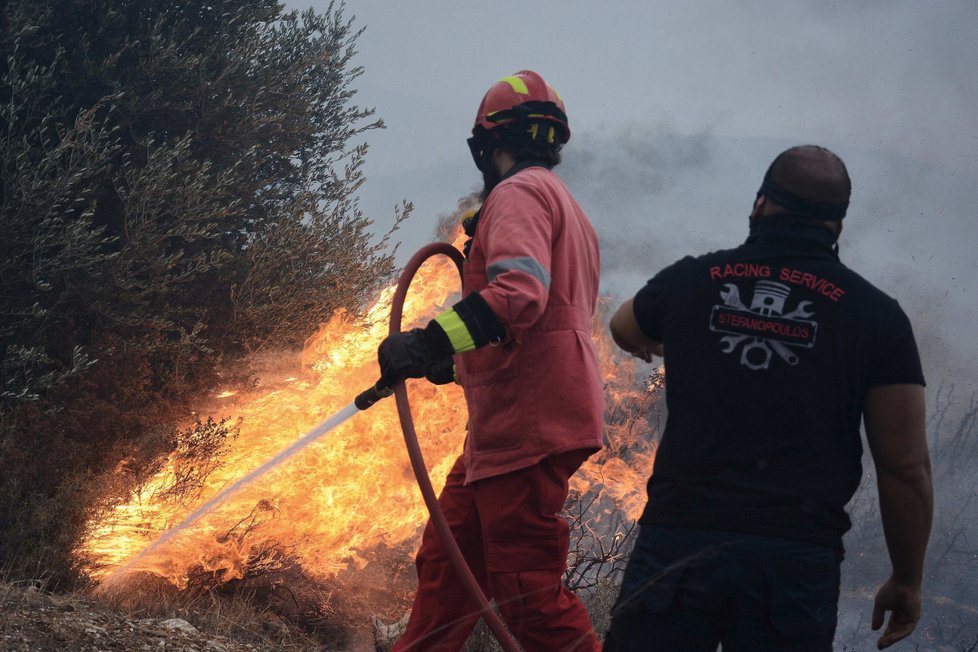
left=285, top=0, right=978, bottom=642
left=288, top=0, right=978, bottom=376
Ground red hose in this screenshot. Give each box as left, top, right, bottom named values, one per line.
left=388, top=242, right=521, bottom=652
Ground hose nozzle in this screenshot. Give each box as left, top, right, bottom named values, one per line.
left=354, top=381, right=394, bottom=410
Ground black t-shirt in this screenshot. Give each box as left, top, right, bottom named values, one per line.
left=633, top=216, right=925, bottom=550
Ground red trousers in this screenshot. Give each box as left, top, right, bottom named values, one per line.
left=392, top=451, right=601, bottom=652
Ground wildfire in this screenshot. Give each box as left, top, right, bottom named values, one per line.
left=79, top=206, right=659, bottom=591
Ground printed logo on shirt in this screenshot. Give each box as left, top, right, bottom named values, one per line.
left=709, top=280, right=818, bottom=370
left=707, top=264, right=846, bottom=302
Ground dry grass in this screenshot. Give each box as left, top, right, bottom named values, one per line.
left=98, top=579, right=324, bottom=649
left=0, top=568, right=332, bottom=651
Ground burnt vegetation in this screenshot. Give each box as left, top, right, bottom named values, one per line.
left=0, top=0, right=406, bottom=584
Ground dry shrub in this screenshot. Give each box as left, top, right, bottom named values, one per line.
left=1, top=0, right=403, bottom=589
left=97, top=573, right=325, bottom=650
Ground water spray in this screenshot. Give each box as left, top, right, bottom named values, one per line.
left=98, top=402, right=361, bottom=588
left=98, top=241, right=522, bottom=652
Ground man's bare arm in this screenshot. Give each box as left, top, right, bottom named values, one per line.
left=864, top=383, right=933, bottom=650
left=609, top=298, right=663, bottom=362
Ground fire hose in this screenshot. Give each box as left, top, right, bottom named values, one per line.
left=355, top=242, right=522, bottom=652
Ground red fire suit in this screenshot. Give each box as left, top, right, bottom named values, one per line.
left=393, top=165, right=604, bottom=651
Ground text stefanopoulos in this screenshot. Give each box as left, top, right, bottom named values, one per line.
left=717, top=312, right=812, bottom=340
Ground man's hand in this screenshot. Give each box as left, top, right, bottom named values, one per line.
left=609, top=299, right=663, bottom=361
left=378, top=329, right=435, bottom=388
left=378, top=326, right=453, bottom=389
left=630, top=345, right=663, bottom=362
left=872, top=576, right=922, bottom=649
left=425, top=357, right=456, bottom=385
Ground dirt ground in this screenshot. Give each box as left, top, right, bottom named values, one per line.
left=0, top=580, right=320, bottom=652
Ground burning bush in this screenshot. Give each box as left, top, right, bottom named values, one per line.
left=74, top=217, right=664, bottom=644
left=0, top=0, right=404, bottom=583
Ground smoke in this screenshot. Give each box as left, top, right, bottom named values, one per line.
left=560, top=126, right=976, bottom=372
left=559, top=126, right=725, bottom=297
left=434, top=192, right=481, bottom=242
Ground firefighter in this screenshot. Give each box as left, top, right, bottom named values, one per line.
left=604, top=145, right=933, bottom=651
left=374, top=70, right=604, bottom=651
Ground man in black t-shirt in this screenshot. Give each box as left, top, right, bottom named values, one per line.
left=604, top=146, right=932, bottom=651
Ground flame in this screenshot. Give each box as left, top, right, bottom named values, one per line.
left=577, top=316, right=663, bottom=522
left=79, top=210, right=659, bottom=590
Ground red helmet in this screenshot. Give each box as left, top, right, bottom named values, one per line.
left=472, top=70, right=570, bottom=144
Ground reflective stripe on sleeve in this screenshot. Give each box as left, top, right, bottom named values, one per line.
left=487, top=256, right=551, bottom=288
left=433, top=309, right=477, bottom=353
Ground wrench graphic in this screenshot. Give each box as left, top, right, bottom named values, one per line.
left=720, top=284, right=749, bottom=310
left=715, top=284, right=816, bottom=369
left=781, top=300, right=814, bottom=320
left=720, top=334, right=749, bottom=353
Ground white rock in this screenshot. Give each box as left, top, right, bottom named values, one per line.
left=159, top=617, right=199, bottom=634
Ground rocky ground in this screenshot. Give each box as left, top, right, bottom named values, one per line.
left=0, top=578, right=606, bottom=652
left=0, top=580, right=329, bottom=652
left=0, top=568, right=617, bottom=652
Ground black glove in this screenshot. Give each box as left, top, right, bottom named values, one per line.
left=424, top=357, right=456, bottom=386
left=377, top=323, right=454, bottom=389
